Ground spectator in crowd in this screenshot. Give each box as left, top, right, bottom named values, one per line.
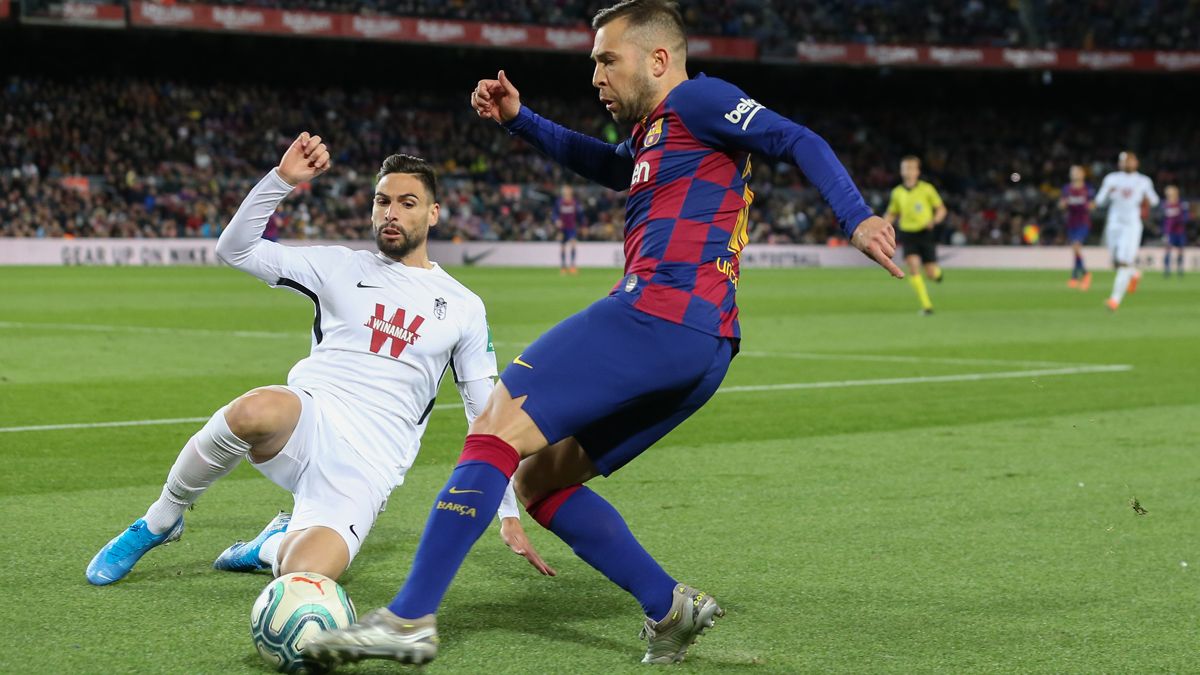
left=2, top=76, right=1196, bottom=245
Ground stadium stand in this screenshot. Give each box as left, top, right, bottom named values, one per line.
left=3, top=74, right=1195, bottom=245
left=160, top=0, right=1200, bottom=51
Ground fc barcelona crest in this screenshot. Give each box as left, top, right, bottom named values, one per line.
left=643, top=118, right=663, bottom=147
left=434, top=297, right=447, bottom=320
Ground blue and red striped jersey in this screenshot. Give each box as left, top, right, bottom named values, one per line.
left=505, top=74, right=873, bottom=339
left=1164, top=200, right=1190, bottom=234
left=1061, top=183, right=1094, bottom=228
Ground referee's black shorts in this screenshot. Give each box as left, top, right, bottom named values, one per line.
left=898, top=228, right=937, bottom=263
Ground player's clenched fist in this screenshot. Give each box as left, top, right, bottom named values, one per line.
left=851, top=215, right=905, bottom=278
left=470, top=70, right=521, bottom=124
left=277, top=132, right=332, bottom=186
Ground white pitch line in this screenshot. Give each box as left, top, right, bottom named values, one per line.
left=1, top=367, right=1132, bottom=434
left=0, top=403, right=463, bottom=434
left=496, top=340, right=1102, bottom=369
left=0, top=325, right=1101, bottom=370
left=0, top=321, right=294, bottom=340
left=716, top=365, right=1132, bottom=393
left=734, top=350, right=1095, bottom=369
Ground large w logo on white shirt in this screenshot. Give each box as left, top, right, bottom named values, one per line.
left=364, top=304, right=425, bottom=358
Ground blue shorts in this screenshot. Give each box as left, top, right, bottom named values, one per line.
left=1167, top=233, right=1186, bottom=247
left=1066, top=225, right=1090, bottom=244
left=500, top=296, right=732, bottom=476
left=561, top=228, right=577, bottom=242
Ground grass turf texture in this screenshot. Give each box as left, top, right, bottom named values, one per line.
left=1, top=265, right=1197, bottom=674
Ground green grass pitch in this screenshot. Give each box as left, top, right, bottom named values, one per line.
left=1, top=264, right=1197, bottom=673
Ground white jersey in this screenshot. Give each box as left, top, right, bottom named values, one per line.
left=1095, top=171, right=1160, bottom=228
left=216, top=170, right=498, bottom=493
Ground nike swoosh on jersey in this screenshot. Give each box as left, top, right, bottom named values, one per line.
left=357, top=281, right=383, bottom=288
left=512, top=355, right=533, bottom=369
left=348, top=524, right=360, bottom=541
left=448, top=487, right=484, bottom=495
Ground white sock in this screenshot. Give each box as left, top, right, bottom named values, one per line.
left=259, top=532, right=284, bottom=568
left=1110, top=267, right=1134, bottom=304
left=142, top=406, right=251, bottom=534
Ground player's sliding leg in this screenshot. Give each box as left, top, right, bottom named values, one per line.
left=213, top=511, right=290, bottom=573
left=86, top=387, right=301, bottom=585
left=307, top=427, right=530, bottom=666
left=273, top=525, right=350, bottom=579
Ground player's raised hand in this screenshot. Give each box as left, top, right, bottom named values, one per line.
left=851, top=215, right=905, bottom=278
left=470, top=69, right=522, bottom=124
left=500, top=516, right=557, bottom=576
left=277, top=132, right=332, bottom=186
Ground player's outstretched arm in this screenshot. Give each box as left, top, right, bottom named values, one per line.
left=216, top=132, right=344, bottom=286
left=670, top=78, right=900, bottom=277
left=471, top=70, right=633, bottom=191
left=670, top=80, right=876, bottom=239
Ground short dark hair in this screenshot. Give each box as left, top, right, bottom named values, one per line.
left=592, top=0, right=687, bottom=53
left=377, top=154, right=438, bottom=202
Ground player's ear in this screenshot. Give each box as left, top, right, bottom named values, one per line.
left=650, top=47, right=669, bottom=77
left=428, top=202, right=440, bottom=228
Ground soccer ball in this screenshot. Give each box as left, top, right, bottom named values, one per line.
left=250, top=572, right=356, bottom=674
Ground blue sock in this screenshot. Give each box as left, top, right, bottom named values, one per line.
left=561, top=247, right=566, bottom=269
left=530, top=485, right=677, bottom=621
left=570, top=247, right=577, bottom=267
left=1165, top=253, right=1171, bottom=274
left=388, top=435, right=518, bottom=618
left=1073, top=254, right=1085, bottom=278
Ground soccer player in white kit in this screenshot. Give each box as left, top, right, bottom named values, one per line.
left=1095, top=151, right=1160, bottom=311
left=86, top=133, right=553, bottom=585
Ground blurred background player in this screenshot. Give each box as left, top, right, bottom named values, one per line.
left=86, top=135, right=548, bottom=586
left=1162, top=185, right=1189, bottom=277
left=1095, top=151, right=1160, bottom=311
left=885, top=156, right=947, bottom=315
left=556, top=184, right=583, bottom=274
left=1060, top=164, right=1095, bottom=289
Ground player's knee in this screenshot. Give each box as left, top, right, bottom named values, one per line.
left=511, top=467, right=537, bottom=506
left=277, top=554, right=346, bottom=582
left=276, top=529, right=349, bottom=581
left=225, top=387, right=298, bottom=443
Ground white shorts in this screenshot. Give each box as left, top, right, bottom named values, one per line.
left=1106, top=223, right=1143, bottom=265
left=249, top=387, right=391, bottom=563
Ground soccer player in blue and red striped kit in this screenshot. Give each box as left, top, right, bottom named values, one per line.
left=556, top=184, right=583, bottom=274
left=1061, top=164, right=1095, bottom=289
left=1162, top=185, right=1189, bottom=277
left=310, top=0, right=902, bottom=667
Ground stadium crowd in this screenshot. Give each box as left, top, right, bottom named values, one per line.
left=2, top=76, right=1196, bottom=245
left=153, top=0, right=1200, bottom=51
